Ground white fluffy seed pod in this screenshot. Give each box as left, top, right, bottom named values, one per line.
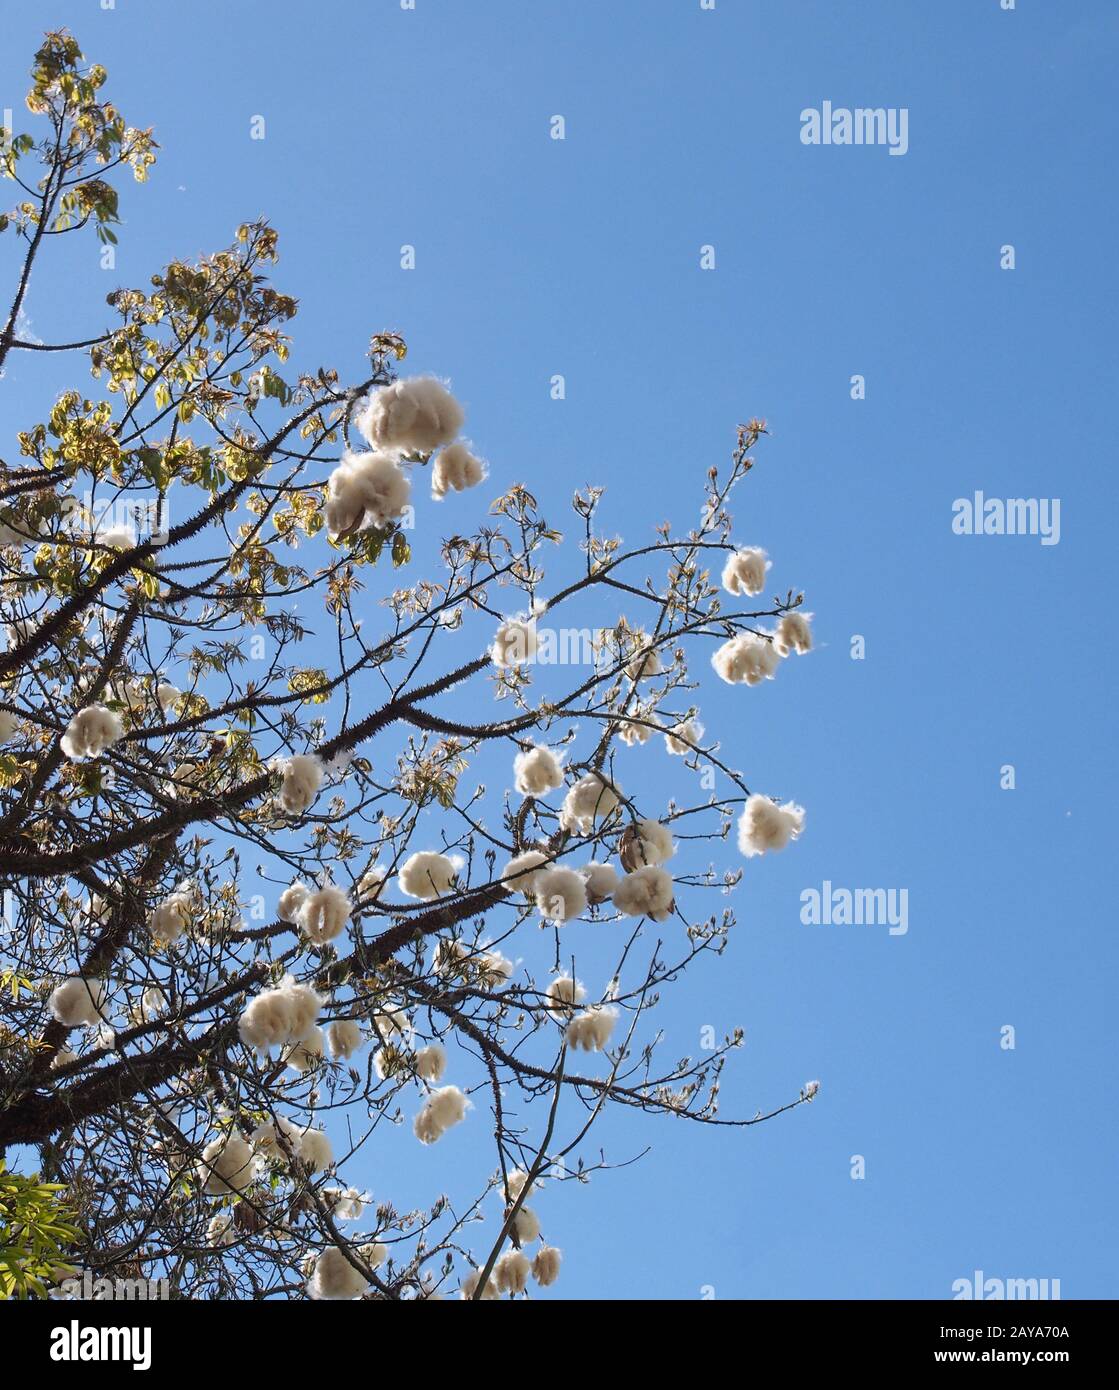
left=722, top=546, right=770, bottom=597
left=298, top=1127, right=333, bottom=1172
left=371, top=1005, right=410, bottom=1040
left=327, top=1019, right=363, bottom=1061
left=532, top=1245, right=562, bottom=1287
left=460, top=1268, right=500, bottom=1300
left=148, top=887, right=192, bottom=945
left=277, top=880, right=310, bottom=924
left=500, top=848, right=549, bottom=900
left=283, top=1025, right=325, bottom=1074
left=60, top=706, right=123, bottom=761
left=306, top=1246, right=369, bottom=1301
left=279, top=753, right=324, bottom=816
left=512, top=1205, right=541, bottom=1244
left=298, top=885, right=351, bottom=946
left=0, top=709, right=19, bottom=742
left=476, top=950, right=514, bottom=989
left=50, top=1046, right=77, bottom=1071
left=398, top=850, right=460, bottom=900
left=413, top=1085, right=468, bottom=1144
left=613, top=864, right=675, bottom=921
left=238, top=974, right=323, bottom=1054
left=565, top=1006, right=618, bottom=1053
left=711, top=632, right=779, bottom=686
left=619, top=818, right=676, bottom=869
left=625, top=644, right=662, bottom=682
left=156, top=681, right=182, bottom=714
left=533, top=865, right=587, bottom=925
left=545, top=974, right=586, bottom=1019
left=48, top=977, right=107, bottom=1028
left=774, top=610, right=812, bottom=656
left=414, top=1042, right=447, bottom=1082
left=324, top=449, right=412, bottom=538
left=356, top=377, right=464, bottom=456
left=512, top=742, right=564, bottom=797
left=559, top=773, right=622, bottom=832
left=207, top=1213, right=235, bottom=1248
left=581, top=862, right=620, bottom=905
left=197, top=1133, right=254, bottom=1195
left=737, top=794, right=806, bottom=858
left=249, top=1114, right=303, bottom=1160
left=491, top=615, right=538, bottom=668
left=664, top=716, right=704, bottom=756
left=493, top=1249, right=531, bottom=1295
left=431, top=441, right=486, bottom=499
left=617, top=710, right=654, bottom=746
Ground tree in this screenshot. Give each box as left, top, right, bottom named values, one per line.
left=0, top=33, right=817, bottom=1301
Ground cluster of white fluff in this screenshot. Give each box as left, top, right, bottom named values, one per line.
left=277, top=880, right=309, bottom=923
left=532, top=1245, right=562, bottom=1287
left=306, top=1246, right=369, bottom=1301
left=491, top=614, right=538, bottom=668
left=326, top=1186, right=370, bottom=1222
left=533, top=865, right=587, bottom=925
left=60, top=706, right=122, bottom=761
left=357, top=376, right=464, bottom=456
left=207, top=1213, right=234, bottom=1248
left=283, top=1026, right=325, bottom=1074
left=0, top=708, right=20, bottom=742
left=722, top=546, right=770, bottom=597
left=398, top=850, right=460, bottom=900
left=613, top=865, right=675, bottom=922
left=664, top=715, right=704, bottom=757
left=250, top=1114, right=303, bottom=1160
left=238, top=974, right=323, bottom=1054
left=513, top=1205, right=541, bottom=1243
left=476, top=950, right=514, bottom=989
left=582, top=861, right=620, bottom=906
left=357, top=865, right=387, bottom=902
left=279, top=753, right=324, bottom=816
left=324, top=449, right=411, bottom=539
left=197, top=1133, right=255, bottom=1196
left=774, top=610, right=812, bottom=656
left=414, top=1084, right=468, bottom=1144
left=147, top=882, right=194, bottom=946
left=545, top=974, right=586, bottom=1018
left=414, top=1042, right=447, bottom=1082
left=371, top=1004, right=410, bottom=1040
left=500, top=848, right=549, bottom=899
left=711, top=631, right=780, bottom=686
left=617, top=709, right=655, bottom=746
left=565, top=1005, right=618, bottom=1052
left=156, top=681, right=182, bottom=714
left=625, top=643, right=663, bottom=682
left=512, top=742, right=564, bottom=797
left=737, top=794, right=806, bottom=858
left=48, top=977, right=107, bottom=1028
left=433, top=937, right=471, bottom=977
left=431, top=441, right=486, bottom=500
left=327, top=1019, right=363, bottom=1060
left=298, top=884, right=351, bottom=946
left=493, top=1249, right=531, bottom=1294
left=560, top=772, right=622, bottom=832
left=298, top=1128, right=333, bottom=1172
left=620, top=818, right=676, bottom=869
left=460, top=1268, right=500, bottom=1300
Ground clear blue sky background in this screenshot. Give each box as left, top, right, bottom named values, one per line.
left=2, top=0, right=1117, bottom=1299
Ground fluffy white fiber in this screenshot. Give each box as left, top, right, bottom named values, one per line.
left=581, top=862, right=619, bottom=905
left=493, top=1249, right=531, bottom=1295
left=533, top=865, right=587, bottom=925
left=0, top=709, right=19, bottom=742
left=48, top=977, right=107, bottom=1028
left=238, top=974, right=323, bottom=1054
left=431, top=441, right=486, bottom=499
left=491, top=614, right=538, bottom=668
left=505, top=1168, right=536, bottom=1202
left=613, top=864, right=675, bottom=921
left=711, top=632, right=780, bottom=686
left=620, top=818, right=676, bottom=869
left=477, top=950, right=514, bottom=989
left=298, top=1127, right=333, bottom=1172
left=306, top=1246, right=369, bottom=1301
left=148, top=883, right=193, bottom=945
left=327, top=1019, right=363, bottom=1060
left=618, top=710, right=654, bottom=746
left=413, top=1084, right=468, bottom=1144
left=512, top=742, right=564, bottom=797
left=277, top=880, right=309, bottom=923
left=500, top=848, right=549, bottom=899
left=197, top=1133, right=254, bottom=1196
left=298, top=884, right=351, bottom=945
left=774, top=610, right=812, bottom=656
left=460, top=1268, right=500, bottom=1300
left=737, top=793, right=806, bottom=858
left=156, top=681, right=182, bottom=714
left=722, top=546, right=770, bottom=597
left=324, top=449, right=411, bottom=539
left=356, top=376, right=464, bottom=456
left=414, top=1042, right=447, bottom=1082
left=664, top=716, right=704, bottom=756
left=60, top=705, right=122, bottom=761
left=560, top=772, right=622, bottom=832
left=532, top=1245, right=562, bottom=1287
left=565, top=1005, right=618, bottom=1052
left=545, top=974, right=586, bottom=1018
left=279, top=753, right=324, bottom=816
left=283, top=1025, right=325, bottom=1074
left=625, top=644, right=662, bottom=682
left=207, top=1214, right=234, bottom=1248
left=398, top=850, right=460, bottom=900
left=512, top=1205, right=541, bottom=1244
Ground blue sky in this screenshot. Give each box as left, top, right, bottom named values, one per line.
left=3, top=0, right=1117, bottom=1299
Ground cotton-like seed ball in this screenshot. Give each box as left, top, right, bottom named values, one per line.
left=50, top=1046, right=77, bottom=1071
left=433, top=938, right=470, bottom=977
left=545, top=975, right=586, bottom=1019
left=461, top=1269, right=500, bottom=1300
left=298, top=885, right=351, bottom=946
left=414, top=1085, right=468, bottom=1145
left=512, top=1205, right=541, bottom=1244
left=618, top=710, right=654, bottom=746
left=141, top=986, right=167, bottom=1020
left=0, top=709, right=20, bottom=742
left=477, top=951, right=514, bottom=989
left=619, top=818, right=676, bottom=870
left=722, top=546, right=770, bottom=597
left=356, top=377, right=464, bottom=457
left=664, top=716, right=704, bottom=756
left=207, top=1214, right=234, bottom=1248
left=625, top=642, right=663, bottom=682
left=432, top=441, right=486, bottom=500
left=359, top=1241, right=388, bottom=1269
left=156, top=681, right=182, bottom=714
left=250, top=1114, right=303, bottom=1160
left=534, top=865, right=587, bottom=925
left=279, top=753, right=324, bottom=816
left=307, top=1246, right=369, bottom=1301
left=565, top=1006, right=618, bottom=1053
left=560, top=773, right=622, bottom=832
left=328, top=1019, right=363, bottom=1061
left=774, top=610, right=812, bottom=656
left=581, top=862, right=619, bottom=905
left=238, top=975, right=322, bottom=1053
left=398, top=850, right=460, bottom=900
left=532, top=1245, right=562, bottom=1287
left=298, top=1127, right=333, bottom=1173
left=612, top=864, right=675, bottom=921
left=512, top=742, right=564, bottom=797
left=414, top=1042, right=447, bottom=1082
left=505, top=1168, right=536, bottom=1202
left=371, top=1005, right=410, bottom=1040
left=357, top=865, right=387, bottom=902
left=493, top=1249, right=531, bottom=1295
left=324, top=449, right=411, bottom=539
left=48, top=977, right=107, bottom=1028
left=500, top=848, right=549, bottom=900
left=284, top=1025, right=325, bottom=1074
left=277, top=880, right=309, bottom=924
left=711, top=632, right=779, bottom=686
left=737, top=794, right=805, bottom=858
left=148, top=889, right=192, bottom=945
left=197, top=1133, right=254, bottom=1196
left=60, top=706, right=123, bottom=761
left=491, top=615, right=538, bottom=668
